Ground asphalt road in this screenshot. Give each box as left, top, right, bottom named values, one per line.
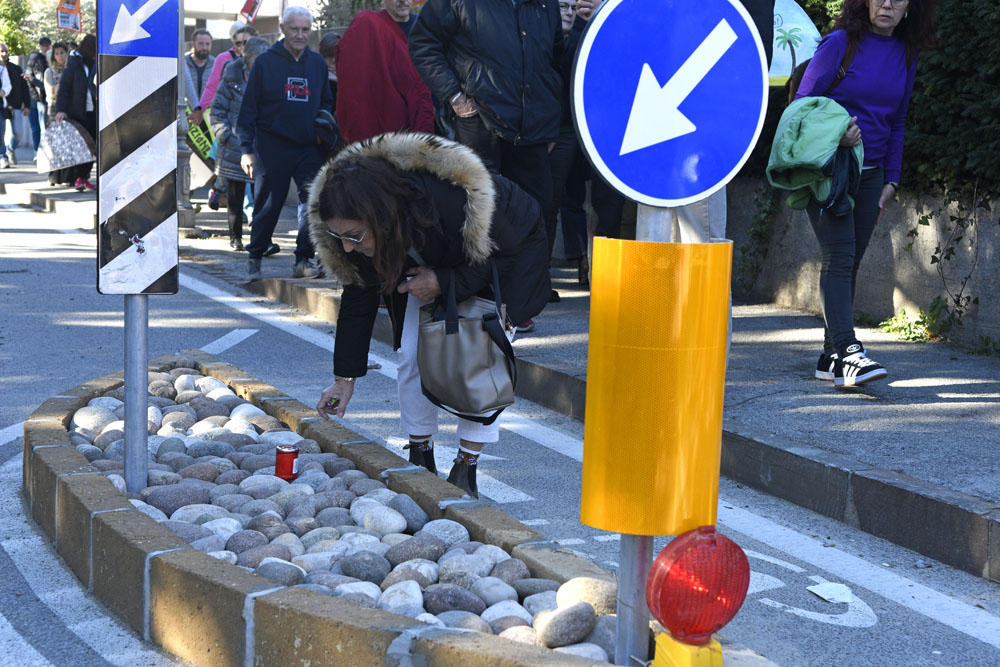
left=2, top=203, right=999, bottom=666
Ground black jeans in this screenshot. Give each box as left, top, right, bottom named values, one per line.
left=453, top=114, right=553, bottom=221
left=545, top=133, right=578, bottom=261
left=227, top=180, right=247, bottom=239
left=247, top=132, right=323, bottom=262
left=806, top=167, right=884, bottom=357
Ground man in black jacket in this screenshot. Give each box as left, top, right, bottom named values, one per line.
left=0, top=43, right=31, bottom=168
left=409, top=0, right=563, bottom=219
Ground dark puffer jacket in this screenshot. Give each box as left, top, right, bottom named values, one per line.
left=209, top=58, right=251, bottom=182
left=408, top=0, right=563, bottom=146
left=308, top=132, right=551, bottom=378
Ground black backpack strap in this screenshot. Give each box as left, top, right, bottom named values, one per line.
left=823, top=40, right=856, bottom=97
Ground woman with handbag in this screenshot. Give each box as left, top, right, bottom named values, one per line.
left=310, top=132, right=550, bottom=497
left=794, top=0, right=936, bottom=387
left=53, top=34, right=97, bottom=192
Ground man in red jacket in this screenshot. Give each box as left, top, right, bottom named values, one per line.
left=334, top=0, right=434, bottom=143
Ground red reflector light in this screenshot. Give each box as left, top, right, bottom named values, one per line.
left=646, top=525, right=750, bottom=645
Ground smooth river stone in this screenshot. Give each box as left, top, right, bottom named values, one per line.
left=145, top=484, right=210, bottom=516
left=489, top=558, right=531, bottom=585
left=523, top=590, right=558, bottom=617
left=435, top=610, right=492, bottom=634
left=230, top=403, right=266, bottom=420
left=378, top=580, right=425, bottom=618
left=340, top=551, right=391, bottom=584
left=225, top=530, right=268, bottom=554
left=533, top=601, right=597, bottom=649
left=236, top=543, right=292, bottom=568
left=258, top=431, right=303, bottom=446
left=393, top=559, right=439, bottom=585
left=422, top=583, right=486, bottom=615
left=201, top=517, right=243, bottom=541
left=270, top=533, right=305, bottom=558
left=239, top=475, right=288, bottom=499
left=71, top=406, right=117, bottom=434
left=170, top=503, right=229, bottom=523
left=418, top=520, right=469, bottom=549
left=471, top=577, right=518, bottom=608
left=556, top=576, right=618, bottom=616
left=387, top=494, right=429, bottom=533
left=255, top=559, right=306, bottom=586
left=363, top=506, right=407, bottom=536
left=385, top=533, right=445, bottom=568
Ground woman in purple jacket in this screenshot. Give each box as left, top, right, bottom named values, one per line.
left=796, top=0, right=936, bottom=387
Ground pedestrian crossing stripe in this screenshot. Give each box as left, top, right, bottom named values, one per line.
left=97, top=51, right=178, bottom=295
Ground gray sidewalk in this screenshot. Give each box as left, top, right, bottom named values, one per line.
left=4, top=147, right=999, bottom=582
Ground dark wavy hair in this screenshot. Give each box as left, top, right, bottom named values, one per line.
left=316, top=155, right=435, bottom=294
left=835, top=0, right=937, bottom=61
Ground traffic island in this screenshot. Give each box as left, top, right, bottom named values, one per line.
left=22, top=351, right=620, bottom=666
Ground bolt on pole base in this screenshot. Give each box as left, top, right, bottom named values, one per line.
left=124, top=294, right=149, bottom=493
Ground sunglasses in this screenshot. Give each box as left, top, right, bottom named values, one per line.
left=326, top=228, right=367, bottom=245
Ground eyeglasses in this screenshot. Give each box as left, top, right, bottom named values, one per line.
left=326, top=228, right=367, bottom=245
left=559, top=2, right=576, bottom=11
left=875, top=0, right=908, bottom=7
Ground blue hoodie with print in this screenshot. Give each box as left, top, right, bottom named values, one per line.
left=238, top=39, right=333, bottom=154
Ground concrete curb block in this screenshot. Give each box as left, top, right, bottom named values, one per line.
left=722, top=421, right=1000, bottom=582
left=22, top=352, right=611, bottom=666
left=247, top=275, right=1000, bottom=583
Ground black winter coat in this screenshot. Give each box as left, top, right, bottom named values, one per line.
left=3, top=62, right=30, bottom=110
left=55, top=54, right=96, bottom=125
left=308, top=133, right=551, bottom=379
left=408, top=0, right=564, bottom=145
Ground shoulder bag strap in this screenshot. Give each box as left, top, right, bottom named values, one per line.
left=824, top=40, right=857, bottom=97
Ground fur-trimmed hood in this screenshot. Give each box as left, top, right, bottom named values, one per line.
left=307, top=132, right=496, bottom=285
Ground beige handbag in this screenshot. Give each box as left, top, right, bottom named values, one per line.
left=417, top=263, right=516, bottom=425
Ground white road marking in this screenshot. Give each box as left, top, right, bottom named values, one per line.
left=199, top=328, right=259, bottom=355
left=520, top=519, right=550, bottom=526
left=593, top=534, right=621, bottom=543
left=0, top=614, right=50, bottom=666
left=719, top=504, right=1000, bottom=649
left=555, top=538, right=586, bottom=546
left=179, top=267, right=1000, bottom=647
left=0, top=422, right=23, bottom=447
left=758, top=575, right=878, bottom=628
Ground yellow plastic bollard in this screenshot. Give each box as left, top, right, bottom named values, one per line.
left=581, top=238, right=732, bottom=536
left=652, top=633, right=724, bottom=667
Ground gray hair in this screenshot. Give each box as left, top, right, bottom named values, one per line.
left=244, top=37, right=269, bottom=61
left=281, top=6, right=313, bottom=26
left=229, top=21, right=246, bottom=39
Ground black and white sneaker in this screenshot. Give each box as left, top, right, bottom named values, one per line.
left=834, top=344, right=887, bottom=387
left=815, top=353, right=837, bottom=381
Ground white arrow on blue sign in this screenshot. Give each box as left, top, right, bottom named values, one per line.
left=573, top=0, right=768, bottom=207
left=99, top=0, right=178, bottom=57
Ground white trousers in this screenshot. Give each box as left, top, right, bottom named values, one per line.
left=397, top=293, right=501, bottom=443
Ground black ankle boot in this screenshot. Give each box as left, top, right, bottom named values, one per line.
left=578, top=255, right=590, bottom=287
left=406, top=441, right=437, bottom=474
left=446, top=456, right=478, bottom=498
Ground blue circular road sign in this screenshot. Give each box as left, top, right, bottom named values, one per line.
left=573, top=0, right=768, bottom=207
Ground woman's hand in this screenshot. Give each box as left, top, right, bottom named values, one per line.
left=54, top=111, right=66, bottom=122
left=878, top=183, right=896, bottom=210
left=397, top=266, right=441, bottom=301
left=316, top=379, right=355, bottom=419
left=840, top=117, right=861, bottom=147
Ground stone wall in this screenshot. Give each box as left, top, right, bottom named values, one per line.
left=727, top=176, right=1000, bottom=346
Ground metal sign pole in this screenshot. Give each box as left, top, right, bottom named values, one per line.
left=97, top=1, right=180, bottom=491
left=616, top=534, right=653, bottom=665
left=123, top=294, right=149, bottom=492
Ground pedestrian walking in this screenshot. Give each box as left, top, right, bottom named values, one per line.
left=409, top=0, right=567, bottom=332
left=185, top=29, right=215, bottom=130
left=210, top=37, right=269, bottom=252
left=53, top=34, right=98, bottom=192
left=238, top=6, right=334, bottom=281
left=334, top=0, right=434, bottom=143
left=202, top=22, right=258, bottom=212
left=311, top=133, right=551, bottom=498
left=41, top=42, right=73, bottom=186
left=0, top=43, right=31, bottom=168
left=23, top=37, right=52, bottom=158
left=795, top=0, right=936, bottom=387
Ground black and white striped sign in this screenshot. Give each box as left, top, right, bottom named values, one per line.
left=97, top=3, right=178, bottom=295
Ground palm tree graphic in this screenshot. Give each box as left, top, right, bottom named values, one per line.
left=776, top=27, right=804, bottom=75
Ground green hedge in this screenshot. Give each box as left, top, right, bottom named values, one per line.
left=905, top=0, right=1000, bottom=206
